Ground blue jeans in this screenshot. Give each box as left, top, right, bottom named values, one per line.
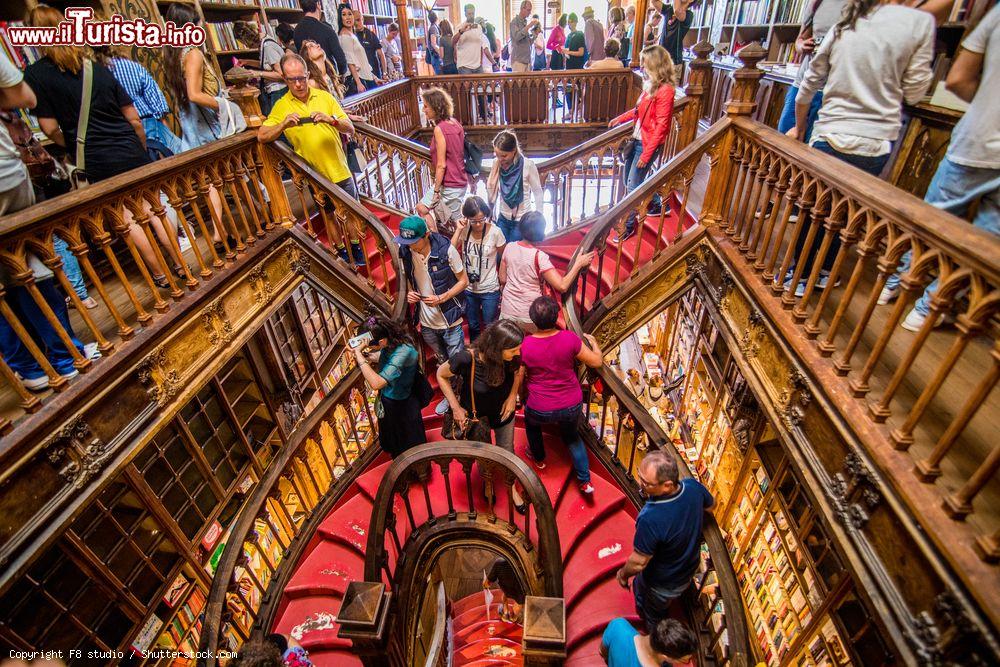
left=142, top=117, right=183, bottom=156
left=465, top=290, right=500, bottom=340
left=525, top=402, right=590, bottom=483
left=420, top=322, right=465, bottom=363
left=633, top=571, right=688, bottom=628
left=496, top=214, right=523, bottom=243
left=792, top=141, right=891, bottom=275
left=886, top=158, right=1000, bottom=315
left=53, top=236, right=88, bottom=300
left=777, top=86, right=824, bottom=142
left=0, top=280, right=84, bottom=380
left=623, top=139, right=654, bottom=235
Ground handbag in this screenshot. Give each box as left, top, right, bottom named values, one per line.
left=463, top=137, right=483, bottom=176
left=413, top=368, right=434, bottom=408
left=0, top=111, right=55, bottom=181
left=442, top=354, right=492, bottom=442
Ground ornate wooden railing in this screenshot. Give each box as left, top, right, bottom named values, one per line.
left=0, top=131, right=403, bottom=430
left=199, top=370, right=379, bottom=660
left=363, top=442, right=562, bottom=598
left=343, top=78, right=421, bottom=138
left=578, top=362, right=753, bottom=666
left=709, top=113, right=1000, bottom=561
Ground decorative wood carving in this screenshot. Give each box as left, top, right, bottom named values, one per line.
left=41, top=417, right=111, bottom=490
left=202, top=298, right=234, bottom=347
left=830, top=451, right=882, bottom=529
left=137, top=345, right=181, bottom=405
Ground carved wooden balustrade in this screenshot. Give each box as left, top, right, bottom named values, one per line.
left=0, top=133, right=402, bottom=431
left=199, top=370, right=378, bottom=660
left=577, top=361, right=753, bottom=666
left=343, top=78, right=422, bottom=138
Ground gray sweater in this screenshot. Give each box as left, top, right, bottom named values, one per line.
left=797, top=5, right=934, bottom=141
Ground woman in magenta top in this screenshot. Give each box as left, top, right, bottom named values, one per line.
left=546, top=14, right=568, bottom=70
left=519, top=296, right=604, bottom=494
left=416, top=86, right=469, bottom=232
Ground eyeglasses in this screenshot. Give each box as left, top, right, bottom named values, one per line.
left=469, top=216, right=486, bottom=223
left=637, top=472, right=661, bottom=488
left=285, top=76, right=308, bottom=84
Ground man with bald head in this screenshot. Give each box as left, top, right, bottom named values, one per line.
left=616, top=450, right=714, bottom=628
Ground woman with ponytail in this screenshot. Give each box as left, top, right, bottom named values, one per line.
left=782, top=0, right=934, bottom=297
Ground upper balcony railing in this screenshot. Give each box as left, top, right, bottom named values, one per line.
left=0, top=128, right=401, bottom=437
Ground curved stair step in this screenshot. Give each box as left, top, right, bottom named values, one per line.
left=453, top=638, right=523, bottom=665
left=305, top=649, right=364, bottom=667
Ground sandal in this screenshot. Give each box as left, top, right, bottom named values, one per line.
left=152, top=274, right=170, bottom=289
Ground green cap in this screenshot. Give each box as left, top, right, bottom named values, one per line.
left=394, top=215, right=427, bottom=245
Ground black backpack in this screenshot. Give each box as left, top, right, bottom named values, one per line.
left=463, top=138, right=483, bottom=176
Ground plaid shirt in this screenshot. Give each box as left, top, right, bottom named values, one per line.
left=109, top=57, right=169, bottom=119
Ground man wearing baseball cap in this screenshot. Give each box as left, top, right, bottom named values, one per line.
left=394, top=216, right=469, bottom=374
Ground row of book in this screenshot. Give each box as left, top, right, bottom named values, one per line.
left=356, top=0, right=398, bottom=18
left=262, top=0, right=300, bottom=7
left=206, top=21, right=252, bottom=52
left=774, top=0, right=812, bottom=24
left=739, top=0, right=773, bottom=24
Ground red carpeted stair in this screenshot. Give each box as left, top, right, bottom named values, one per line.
left=272, top=198, right=694, bottom=664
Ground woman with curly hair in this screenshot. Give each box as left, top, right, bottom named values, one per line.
left=416, top=87, right=468, bottom=233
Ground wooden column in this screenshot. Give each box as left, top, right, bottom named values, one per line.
left=395, top=0, right=417, bottom=78
left=682, top=40, right=714, bottom=144
left=629, top=0, right=649, bottom=69
left=724, top=41, right=767, bottom=117
left=229, top=84, right=263, bottom=128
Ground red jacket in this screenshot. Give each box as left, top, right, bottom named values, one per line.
left=611, top=84, right=675, bottom=165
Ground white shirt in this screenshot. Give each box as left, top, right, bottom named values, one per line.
left=947, top=4, right=1000, bottom=169
left=341, top=31, right=375, bottom=80
left=0, top=51, right=25, bottom=188
left=456, top=23, right=488, bottom=70
left=459, top=223, right=506, bottom=294
left=412, top=243, right=465, bottom=329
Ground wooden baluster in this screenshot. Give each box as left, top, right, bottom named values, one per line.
left=237, top=553, right=267, bottom=596
left=163, top=185, right=211, bottom=279
left=743, top=158, right=777, bottom=254
left=818, top=243, right=875, bottom=357
left=180, top=179, right=224, bottom=269
left=386, top=510, right=404, bottom=558
left=462, top=459, right=477, bottom=520
left=400, top=483, right=418, bottom=533
left=0, top=350, right=41, bottom=412
left=631, top=200, right=649, bottom=278
left=793, top=207, right=844, bottom=321
left=0, top=280, right=63, bottom=397
left=733, top=150, right=763, bottom=241
left=944, top=440, right=1000, bottom=520
left=417, top=462, right=436, bottom=526
left=128, top=195, right=183, bottom=301
left=313, top=191, right=338, bottom=254
left=754, top=166, right=790, bottom=272
left=261, top=509, right=291, bottom=550
left=975, top=528, right=1000, bottom=564
left=724, top=143, right=751, bottom=235
left=505, top=469, right=516, bottom=533
left=898, top=327, right=997, bottom=459
left=213, top=166, right=248, bottom=251
left=268, top=489, right=297, bottom=536
left=147, top=191, right=198, bottom=291
left=310, top=435, right=336, bottom=487
left=234, top=157, right=266, bottom=238
left=42, top=247, right=111, bottom=355
left=833, top=258, right=895, bottom=376
left=438, top=459, right=457, bottom=520
left=282, top=469, right=309, bottom=525
left=17, top=269, right=90, bottom=372
left=762, top=170, right=800, bottom=282
left=199, top=170, right=236, bottom=261
left=255, top=145, right=293, bottom=228
left=228, top=577, right=257, bottom=628
left=592, top=243, right=608, bottom=317
left=292, top=172, right=318, bottom=239
left=675, top=176, right=693, bottom=244
left=249, top=531, right=276, bottom=577
left=297, top=455, right=322, bottom=508
left=481, top=463, right=496, bottom=523
left=806, top=225, right=859, bottom=339
left=773, top=184, right=816, bottom=297
left=612, top=215, right=626, bottom=289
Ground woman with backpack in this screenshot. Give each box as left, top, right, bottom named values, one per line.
left=415, top=87, right=468, bottom=234
left=451, top=196, right=506, bottom=341
left=498, top=212, right=594, bottom=333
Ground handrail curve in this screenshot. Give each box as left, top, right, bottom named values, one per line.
left=363, top=441, right=563, bottom=599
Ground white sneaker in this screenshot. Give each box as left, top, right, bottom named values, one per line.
left=877, top=285, right=899, bottom=305
left=434, top=397, right=450, bottom=415
left=18, top=373, right=50, bottom=391
left=793, top=272, right=839, bottom=298
left=84, top=342, right=102, bottom=360
left=900, top=308, right=943, bottom=332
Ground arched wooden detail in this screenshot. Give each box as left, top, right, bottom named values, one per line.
left=363, top=441, right=563, bottom=599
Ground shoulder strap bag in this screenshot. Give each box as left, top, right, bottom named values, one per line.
left=73, top=59, right=94, bottom=184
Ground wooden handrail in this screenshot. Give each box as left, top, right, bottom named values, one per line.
left=580, top=362, right=753, bottom=667
left=199, top=370, right=378, bottom=663
left=363, top=441, right=563, bottom=599
left=423, top=582, right=448, bottom=667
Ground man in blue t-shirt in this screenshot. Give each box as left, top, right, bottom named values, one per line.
left=616, top=451, right=714, bottom=626
left=601, top=617, right=697, bottom=666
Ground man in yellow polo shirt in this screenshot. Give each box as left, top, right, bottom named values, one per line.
left=258, top=54, right=366, bottom=264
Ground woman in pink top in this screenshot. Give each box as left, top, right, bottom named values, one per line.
left=498, top=211, right=594, bottom=333
left=547, top=14, right=568, bottom=70
left=416, top=86, right=469, bottom=232
left=519, top=296, right=604, bottom=494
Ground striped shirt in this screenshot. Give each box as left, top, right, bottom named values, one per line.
left=108, top=57, right=169, bottom=119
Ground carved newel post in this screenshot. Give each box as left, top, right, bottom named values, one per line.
left=682, top=40, right=714, bottom=145
left=725, top=41, right=767, bottom=117
left=394, top=0, right=416, bottom=78
left=229, top=84, right=263, bottom=128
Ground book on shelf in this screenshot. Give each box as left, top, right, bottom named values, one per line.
left=207, top=22, right=250, bottom=52
left=262, top=0, right=301, bottom=7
